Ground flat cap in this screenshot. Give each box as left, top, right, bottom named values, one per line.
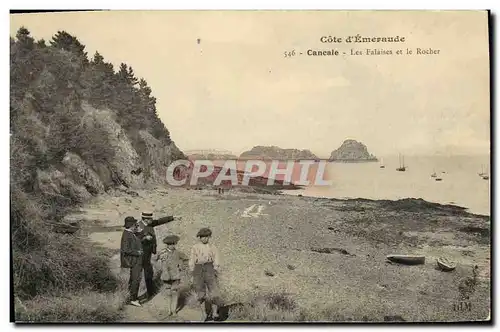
left=196, top=227, right=212, bottom=237
left=124, top=216, right=137, bottom=227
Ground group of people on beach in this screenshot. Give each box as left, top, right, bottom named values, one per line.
left=120, top=211, right=222, bottom=321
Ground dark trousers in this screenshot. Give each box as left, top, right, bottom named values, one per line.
left=193, top=262, right=222, bottom=316
left=142, top=252, right=155, bottom=296
left=128, top=263, right=143, bottom=301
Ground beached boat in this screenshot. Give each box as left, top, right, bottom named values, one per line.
left=386, top=254, right=425, bottom=265
left=436, top=257, right=456, bottom=272
left=396, top=154, right=406, bottom=172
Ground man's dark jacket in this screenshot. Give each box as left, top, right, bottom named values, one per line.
left=120, top=230, right=143, bottom=268
left=137, top=216, right=174, bottom=255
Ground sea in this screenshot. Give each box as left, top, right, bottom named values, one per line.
left=282, top=155, right=491, bottom=216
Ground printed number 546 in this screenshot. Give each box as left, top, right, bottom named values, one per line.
left=284, top=50, right=296, bottom=58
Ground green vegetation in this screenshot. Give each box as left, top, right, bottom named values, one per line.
left=10, top=27, right=178, bottom=321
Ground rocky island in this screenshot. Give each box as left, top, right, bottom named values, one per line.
left=239, top=146, right=319, bottom=160
left=329, top=139, right=378, bottom=162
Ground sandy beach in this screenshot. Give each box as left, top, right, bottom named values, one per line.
left=69, top=186, right=490, bottom=322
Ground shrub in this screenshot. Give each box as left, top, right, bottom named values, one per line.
left=226, top=290, right=306, bottom=322
left=15, top=289, right=126, bottom=322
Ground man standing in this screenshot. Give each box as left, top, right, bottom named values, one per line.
left=136, top=211, right=181, bottom=299
left=120, top=216, right=143, bottom=307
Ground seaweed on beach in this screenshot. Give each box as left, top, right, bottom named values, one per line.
left=310, top=247, right=355, bottom=256
left=379, top=198, right=470, bottom=215
left=333, top=197, right=488, bottom=219
left=458, top=226, right=490, bottom=244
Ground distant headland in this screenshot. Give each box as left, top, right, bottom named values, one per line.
left=239, top=146, right=319, bottom=160
left=187, top=140, right=378, bottom=162
left=185, top=149, right=238, bottom=160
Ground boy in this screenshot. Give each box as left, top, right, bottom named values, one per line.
left=155, top=234, right=188, bottom=316
left=189, top=227, right=222, bottom=321
left=120, top=216, right=143, bottom=307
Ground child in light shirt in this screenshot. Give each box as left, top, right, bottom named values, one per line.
left=188, top=227, right=222, bottom=321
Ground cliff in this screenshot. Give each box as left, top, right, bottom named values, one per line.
left=329, top=139, right=378, bottom=162
left=240, top=146, right=319, bottom=160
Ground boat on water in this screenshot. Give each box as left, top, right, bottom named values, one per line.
left=478, top=164, right=486, bottom=177
left=435, top=178, right=443, bottom=181
left=431, top=169, right=437, bottom=178
left=436, top=257, right=456, bottom=272
left=379, top=158, right=385, bottom=168
left=396, top=154, right=406, bottom=172
left=481, top=165, right=489, bottom=180
left=386, top=254, right=425, bottom=265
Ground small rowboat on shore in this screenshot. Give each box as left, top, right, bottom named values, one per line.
left=436, top=257, right=456, bottom=272
left=386, top=255, right=425, bottom=265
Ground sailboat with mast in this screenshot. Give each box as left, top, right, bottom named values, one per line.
left=396, top=153, right=406, bottom=172
left=478, top=164, right=486, bottom=177
left=379, top=157, right=385, bottom=168
left=434, top=169, right=443, bottom=181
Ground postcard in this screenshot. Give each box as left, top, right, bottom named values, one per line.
left=10, top=10, right=491, bottom=323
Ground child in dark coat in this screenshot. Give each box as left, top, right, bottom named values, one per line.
left=155, top=234, right=188, bottom=316
left=120, top=216, right=143, bottom=307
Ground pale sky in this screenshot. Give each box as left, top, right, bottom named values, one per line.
left=10, top=11, right=490, bottom=158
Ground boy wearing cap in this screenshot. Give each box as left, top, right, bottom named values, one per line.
left=189, top=227, right=222, bottom=321
left=155, top=234, right=189, bottom=316
left=120, top=216, right=143, bottom=307
left=136, top=211, right=182, bottom=299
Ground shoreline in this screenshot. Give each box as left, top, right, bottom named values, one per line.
left=188, top=159, right=490, bottom=217
left=178, top=178, right=491, bottom=219
left=232, top=180, right=490, bottom=218
left=278, top=190, right=491, bottom=218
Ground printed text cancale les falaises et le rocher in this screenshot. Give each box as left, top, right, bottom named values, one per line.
left=308, top=35, right=439, bottom=56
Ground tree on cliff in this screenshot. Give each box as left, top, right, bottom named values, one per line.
left=50, top=30, right=89, bottom=65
